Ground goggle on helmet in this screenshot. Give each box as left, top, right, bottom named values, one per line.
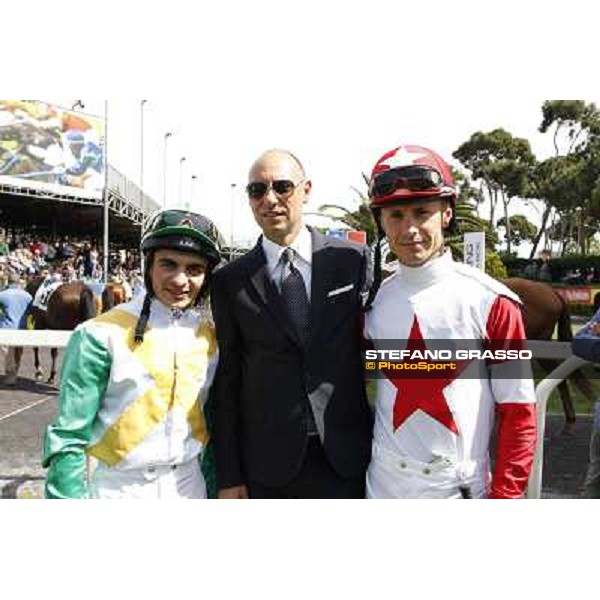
left=141, top=209, right=222, bottom=267
left=368, top=145, right=456, bottom=209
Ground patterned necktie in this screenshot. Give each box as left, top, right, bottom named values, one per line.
left=280, top=248, right=310, bottom=344
left=280, top=247, right=318, bottom=436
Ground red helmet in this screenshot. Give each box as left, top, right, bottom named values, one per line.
left=368, top=144, right=456, bottom=209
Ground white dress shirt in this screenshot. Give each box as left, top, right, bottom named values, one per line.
left=261, top=226, right=312, bottom=298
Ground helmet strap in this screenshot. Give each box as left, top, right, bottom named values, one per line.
left=134, top=292, right=153, bottom=344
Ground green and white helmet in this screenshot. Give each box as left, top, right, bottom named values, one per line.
left=141, top=209, right=222, bottom=267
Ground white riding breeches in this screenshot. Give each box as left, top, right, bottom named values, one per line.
left=366, top=443, right=489, bottom=499
left=89, top=457, right=207, bottom=499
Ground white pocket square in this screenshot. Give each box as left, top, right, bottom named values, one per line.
left=327, top=284, right=354, bottom=297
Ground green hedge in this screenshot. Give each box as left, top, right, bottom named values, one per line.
left=502, top=255, right=600, bottom=282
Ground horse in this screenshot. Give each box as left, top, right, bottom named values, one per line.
left=503, top=277, right=596, bottom=432
left=25, top=277, right=121, bottom=384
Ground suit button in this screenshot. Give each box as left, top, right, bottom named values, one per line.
left=399, top=462, right=407, bottom=469
left=423, top=468, right=431, bottom=475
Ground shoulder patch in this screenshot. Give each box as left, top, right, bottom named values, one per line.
left=453, top=262, right=521, bottom=304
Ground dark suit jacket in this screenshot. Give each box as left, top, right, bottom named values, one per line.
left=210, top=229, right=373, bottom=489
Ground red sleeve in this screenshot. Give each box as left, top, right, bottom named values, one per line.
left=484, top=295, right=527, bottom=359
left=490, top=402, right=537, bottom=498
left=486, top=296, right=537, bottom=499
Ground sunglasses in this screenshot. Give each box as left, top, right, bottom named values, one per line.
left=369, top=166, right=444, bottom=199
left=246, top=179, right=304, bottom=201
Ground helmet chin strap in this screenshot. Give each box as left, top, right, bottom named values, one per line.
left=437, top=208, right=449, bottom=257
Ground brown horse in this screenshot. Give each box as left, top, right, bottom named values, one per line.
left=503, top=277, right=596, bottom=431
left=25, top=278, right=121, bottom=384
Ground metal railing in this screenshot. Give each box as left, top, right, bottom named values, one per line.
left=107, top=165, right=159, bottom=215
left=526, top=354, right=590, bottom=498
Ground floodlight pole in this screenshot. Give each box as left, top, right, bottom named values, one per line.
left=103, top=100, right=109, bottom=283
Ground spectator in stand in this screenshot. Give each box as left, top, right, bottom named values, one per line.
left=0, top=272, right=32, bottom=386
left=30, top=238, right=43, bottom=256
left=45, top=241, right=57, bottom=262
left=54, top=240, right=65, bottom=261
left=31, top=248, right=46, bottom=273
left=130, top=270, right=145, bottom=298
left=0, top=231, right=9, bottom=257
left=12, top=243, right=35, bottom=275
left=80, top=241, right=93, bottom=278
left=39, top=238, right=49, bottom=260
left=62, top=237, right=75, bottom=260
left=90, top=244, right=99, bottom=276
left=62, top=261, right=77, bottom=283
left=92, top=261, right=103, bottom=282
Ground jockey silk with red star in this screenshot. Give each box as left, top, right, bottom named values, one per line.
left=364, top=250, right=537, bottom=499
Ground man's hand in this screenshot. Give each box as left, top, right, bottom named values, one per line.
left=218, top=485, right=249, bottom=499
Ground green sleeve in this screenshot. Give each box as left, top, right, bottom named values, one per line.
left=42, top=327, right=112, bottom=499
left=201, top=383, right=216, bottom=499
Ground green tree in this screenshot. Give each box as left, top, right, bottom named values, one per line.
left=497, top=214, right=538, bottom=248
left=446, top=168, right=505, bottom=276
left=453, top=128, right=536, bottom=254
left=531, top=100, right=600, bottom=256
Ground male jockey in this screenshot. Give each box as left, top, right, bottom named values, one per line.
left=43, top=209, right=222, bottom=499
left=363, top=144, right=537, bottom=499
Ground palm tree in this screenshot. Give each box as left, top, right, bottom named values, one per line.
left=317, top=175, right=377, bottom=244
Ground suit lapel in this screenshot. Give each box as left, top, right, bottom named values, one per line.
left=246, top=239, right=304, bottom=348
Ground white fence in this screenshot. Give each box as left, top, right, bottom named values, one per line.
left=0, top=331, right=588, bottom=499
left=0, top=330, right=72, bottom=348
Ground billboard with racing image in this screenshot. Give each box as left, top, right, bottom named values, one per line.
left=0, top=100, right=105, bottom=200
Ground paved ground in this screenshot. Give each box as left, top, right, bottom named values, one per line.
left=541, top=414, right=593, bottom=498
left=0, top=348, right=60, bottom=498
left=0, top=348, right=595, bottom=499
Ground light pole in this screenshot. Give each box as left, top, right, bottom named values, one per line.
left=179, top=156, right=187, bottom=207
left=190, top=175, right=198, bottom=211
left=102, top=100, right=109, bottom=283
left=230, top=183, right=237, bottom=246
left=162, top=132, right=173, bottom=207
left=140, top=100, right=147, bottom=209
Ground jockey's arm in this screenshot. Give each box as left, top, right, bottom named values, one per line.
left=42, top=327, right=111, bottom=499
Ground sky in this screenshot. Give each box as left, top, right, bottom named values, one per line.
left=48, top=96, right=583, bottom=251
left=7, top=1, right=600, bottom=254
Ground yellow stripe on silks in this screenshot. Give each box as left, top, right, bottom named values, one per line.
left=184, top=322, right=217, bottom=442
left=88, top=385, right=169, bottom=465
left=87, top=308, right=215, bottom=466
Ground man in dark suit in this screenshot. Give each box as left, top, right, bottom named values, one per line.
left=211, top=149, right=372, bottom=498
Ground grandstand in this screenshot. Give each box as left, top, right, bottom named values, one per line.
left=0, top=165, right=159, bottom=247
